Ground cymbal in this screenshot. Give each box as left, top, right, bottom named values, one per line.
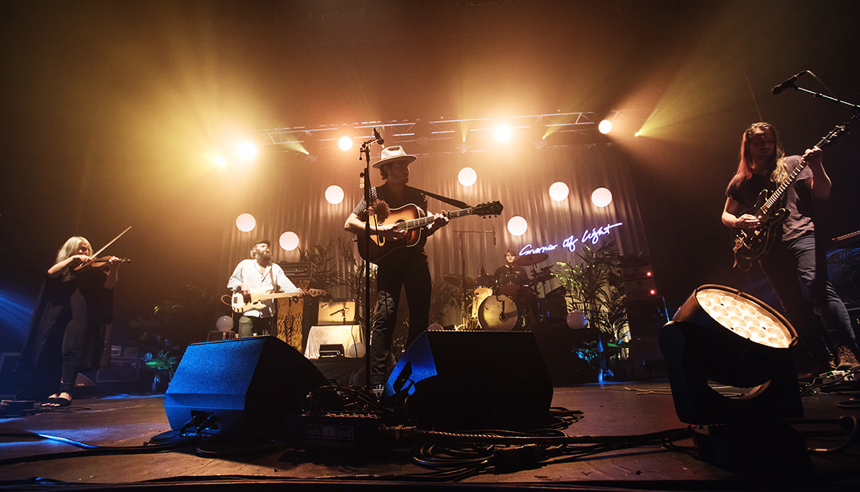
left=444, top=274, right=476, bottom=289
left=514, top=253, right=549, bottom=266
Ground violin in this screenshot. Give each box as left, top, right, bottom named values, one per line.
left=74, top=256, right=132, bottom=271
left=73, top=226, right=133, bottom=272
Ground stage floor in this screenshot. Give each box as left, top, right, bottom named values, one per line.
left=1, top=381, right=859, bottom=491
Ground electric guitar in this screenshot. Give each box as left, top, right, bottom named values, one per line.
left=231, top=289, right=327, bottom=314
left=732, top=123, right=848, bottom=271
left=356, top=201, right=503, bottom=262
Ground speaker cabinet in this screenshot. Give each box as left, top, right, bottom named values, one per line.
left=164, top=336, right=326, bottom=436
left=382, top=331, right=553, bottom=430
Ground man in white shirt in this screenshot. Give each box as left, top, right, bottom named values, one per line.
left=227, top=239, right=302, bottom=337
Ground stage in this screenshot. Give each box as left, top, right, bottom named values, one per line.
left=1, top=380, right=859, bottom=491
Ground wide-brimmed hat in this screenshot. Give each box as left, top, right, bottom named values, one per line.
left=372, top=146, right=417, bottom=169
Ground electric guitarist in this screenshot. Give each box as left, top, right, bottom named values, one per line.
left=721, top=122, right=860, bottom=376
left=227, top=239, right=304, bottom=338
left=344, top=145, right=449, bottom=392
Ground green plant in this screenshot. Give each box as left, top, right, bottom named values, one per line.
left=553, top=241, right=629, bottom=374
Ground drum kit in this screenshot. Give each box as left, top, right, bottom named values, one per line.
left=444, top=252, right=555, bottom=331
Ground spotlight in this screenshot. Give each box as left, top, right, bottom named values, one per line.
left=494, top=125, right=512, bottom=142
left=598, top=120, right=613, bottom=135
left=337, top=136, right=353, bottom=151
left=660, top=285, right=807, bottom=470
left=236, top=141, right=258, bottom=160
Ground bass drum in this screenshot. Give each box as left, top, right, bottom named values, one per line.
left=478, top=295, right=520, bottom=331
left=471, top=287, right=494, bottom=319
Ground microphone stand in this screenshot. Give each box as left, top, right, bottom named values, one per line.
left=790, top=85, right=860, bottom=114
left=358, top=131, right=382, bottom=391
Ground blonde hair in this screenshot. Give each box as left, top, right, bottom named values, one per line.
left=56, top=236, right=91, bottom=264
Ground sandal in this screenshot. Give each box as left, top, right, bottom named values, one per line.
left=55, top=397, right=71, bottom=407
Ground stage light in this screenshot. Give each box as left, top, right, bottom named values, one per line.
left=236, top=141, right=258, bottom=160
left=494, top=125, right=512, bottom=142
left=660, top=285, right=807, bottom=470
left=279, top=231, right=300, bottom=251
left=598, top=120, right=613, bottom=134
left=549, top=182, right=569, bottom=201
left=507, top=216, right=528, bottom=236
left=236, top=213, right=256, bottom=232
left=325, top=185, right=344, bottom=204
left=337, top=136, right=353, bottom=151
left=458, top=167, right=477, bottom=186
left=591, top=187, right=612, bottom=207
left=213, top=155, right=227, bottom=168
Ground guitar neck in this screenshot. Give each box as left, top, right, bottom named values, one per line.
left=761, top=124, right=847, bottom=215
left=253, top=289, right=325, bottom=301
left=402, top=207, right=472, bottom=230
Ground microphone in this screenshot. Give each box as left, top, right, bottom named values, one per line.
left=771, top=70, right=808, bottom=95
left=372, top=128, right=384, bottom=145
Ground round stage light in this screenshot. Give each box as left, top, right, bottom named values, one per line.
left=507, top=216, right=528, bottom=236
left=696, top=287, right=792, bottom=349
left=549, top=182, right=569, bottom=201
left=495, top=125, right=512, bottom=142
left=325, top=185, right=345, bottom=204
left=592, top=187, right=613, bottom=207
left=338, top=136, right=353, bottom=151
left=279, top=231, right=300, bottom=251
left=236, top=141, right=258, bottom=160
left=215, top=315, right=233, bottom=332
left=458, top=167, right=477, bottom=186
left=598, top=120, right=613, bottom=134
left=236, top=213, right=256, bottom=232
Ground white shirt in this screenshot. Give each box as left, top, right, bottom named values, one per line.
left=227, top=259, right=300, bottom=318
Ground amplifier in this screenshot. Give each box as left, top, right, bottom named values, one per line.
left=279, top=261, right=313, bottom=279
left=318, top=300, right=356, bottom=325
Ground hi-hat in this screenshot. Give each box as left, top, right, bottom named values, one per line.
left=514, top=253, right=549, bottom=266
left=444, top=274, right=476, bottom=289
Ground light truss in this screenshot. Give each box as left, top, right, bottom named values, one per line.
left=252, top=109, right=646, bottom=152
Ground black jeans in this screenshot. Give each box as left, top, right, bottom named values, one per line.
left=370, top=252, right=432, bottom=386
left=760, top=232, right=859, bottom=370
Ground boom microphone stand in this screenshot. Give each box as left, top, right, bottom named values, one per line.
left=358, top=128, right=384, bottom=391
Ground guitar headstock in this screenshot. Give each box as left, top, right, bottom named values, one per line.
left=473, top=201, right=503, bottom=217
left=820, top=123, right=849, bottom=149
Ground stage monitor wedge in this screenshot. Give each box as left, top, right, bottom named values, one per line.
left=164, top=336, right=326, bottom=436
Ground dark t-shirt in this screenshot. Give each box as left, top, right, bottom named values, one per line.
left=726, top=155, right=815, bottom=242
left=353, top=183, right=430, bottom=261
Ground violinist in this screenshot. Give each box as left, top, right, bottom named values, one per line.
left=14, top=236, right=124, bottom=407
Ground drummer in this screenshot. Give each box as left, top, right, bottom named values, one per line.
left=494, top=250, right=527, bottom=291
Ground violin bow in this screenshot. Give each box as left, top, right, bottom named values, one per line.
left=90, top=226, right=132, bottom=258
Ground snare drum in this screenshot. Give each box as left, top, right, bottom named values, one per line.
left=478, top=294, right=520, bottom=331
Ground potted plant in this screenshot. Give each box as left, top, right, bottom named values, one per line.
left=553, top=241, right=629, bottom=380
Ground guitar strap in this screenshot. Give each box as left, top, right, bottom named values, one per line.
left=411, top=187, right=470, bottom=209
